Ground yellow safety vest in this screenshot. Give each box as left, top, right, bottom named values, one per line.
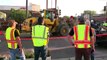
left=5, top=27, right=19, bottom=49
left=73, top=25, right=91, bottom=48
left=32, top=25, right=49, bottom=47
left=103, top=23, right=107, bottom=26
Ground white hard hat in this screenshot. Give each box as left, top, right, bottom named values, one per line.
left=91, top=20, right=94, bottom=22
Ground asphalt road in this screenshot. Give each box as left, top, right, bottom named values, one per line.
left=0, top=33, right=107, bottom=60
left=0, top=35, right=75, bottom=59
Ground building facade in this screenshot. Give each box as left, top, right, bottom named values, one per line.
left=0, top=3, right=40, bottom=12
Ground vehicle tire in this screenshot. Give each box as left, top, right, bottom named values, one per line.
left=59, top=25, right=69, bottom=36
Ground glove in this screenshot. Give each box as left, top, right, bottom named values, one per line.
left=72, top=43, right=74, bottom=46
left=91, top=49, right=94, bottom=53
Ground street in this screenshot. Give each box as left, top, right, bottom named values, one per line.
left=0, top=0, right=107, bottom=60
left=0, top=33, right=107, bottom=60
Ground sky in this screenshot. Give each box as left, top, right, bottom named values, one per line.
left=0, top=0, right=107, bottom=16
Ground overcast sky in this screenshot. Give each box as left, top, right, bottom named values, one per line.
left=0, top=0, right=107, bottom=16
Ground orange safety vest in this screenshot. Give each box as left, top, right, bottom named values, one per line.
left=73, top=25, right=91, bottom=48
left=6, top=27, right=18, bottom=49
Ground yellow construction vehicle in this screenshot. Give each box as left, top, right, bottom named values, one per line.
left=21, top=8, right=69, bottom=36
left=22, top=0, right=70, bottom=36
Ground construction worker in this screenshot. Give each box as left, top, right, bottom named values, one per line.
left=69, top=16, right=93, bottom=60
left=5, top=20, right=25, bottom=60
left=0, top=29, right=2, bottom=42
left=102, top=21, right=107, bottom=30
left=103, top=21, right=107, bottom=26
left=46, top=11, right=51, bottom=19
left=0, top=30, right=3, bottom=35
left=32, top=16, right=49, bottom=60
left=69, top=16, right=74, bottom=27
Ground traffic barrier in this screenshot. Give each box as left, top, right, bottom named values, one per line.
left=0, top=33, right=107, bottom=40
left=96, top=33, right=107, bottom=37
left=0, top=35, right=74, bottom=51
left=0, top=36, right=73, bottom=40
left=0, top=33, right=107, bottom=52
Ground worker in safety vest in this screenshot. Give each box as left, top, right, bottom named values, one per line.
left=102, top=21, right=107, bottom=30
left=69, top=16, right=93, bottom=60
left=5, top=20, right=25, bottom=60
left=103, top=21, right=107, bottom=26
left=32, top=16, right=49, bottom=60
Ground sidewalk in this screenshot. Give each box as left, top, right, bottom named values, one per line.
left=24, top=56, right=107, bottom=60
left=53, top=57, right=107, bottom=60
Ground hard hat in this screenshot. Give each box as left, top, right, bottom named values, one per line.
left=91, top=20, right=94, bottom=23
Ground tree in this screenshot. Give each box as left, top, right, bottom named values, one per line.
left=83, top=10, right=96, bottom=16
left=9, top=8, right=31, bottom=23
left=63, top=16, right=70, bottom=22
left=0, top=11, right=6, bottom=20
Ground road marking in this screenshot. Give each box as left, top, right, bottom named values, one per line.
left=49, top=46, right=74, bottom=50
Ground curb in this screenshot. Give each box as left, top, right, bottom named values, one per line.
left=17, top=57, right=51, bottom=60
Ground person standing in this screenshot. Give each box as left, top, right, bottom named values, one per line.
left=69, top=16, right=93, bottom=60
left=0, top=28, right=3, bottom=39
left=102, top=21, right=107, bottom=30
left=0, top=30, right=3, bottom=35
left=5, top=20, right=25, bottom=60
left=0, top=29, right=3, bottom=42
left=90, top=27, right=96, bottom=60
left=84, top=14, right=90, bottom=26
left=69, top=16, right=74, bottom=27
left=32, top=17, right=49, bottom=60
left=85, top=17, right=96, bottom=60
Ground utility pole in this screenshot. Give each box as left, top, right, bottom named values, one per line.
left=46, top=0, right=57, bottom=9
left=46, top=0, right=48, bottom=9
left=105, top=2, right=107, bottom=21
left=55, top=0, right=57, bottom=8
left=51, top=0, right=52, bottom=8
left=26, top=0, right=28, bottom=18
left=104, top=2, right=107, bottom=21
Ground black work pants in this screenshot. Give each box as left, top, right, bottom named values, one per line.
left=75, top=48, right=91, bottom=60
left=34, top=46, right=46, bottom=60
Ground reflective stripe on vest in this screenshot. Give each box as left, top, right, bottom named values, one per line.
left=32, top=25, right=48, bottom=47
left=5, top=27, right=17, bottom=49
left=73, top=25, right=91, bottom=48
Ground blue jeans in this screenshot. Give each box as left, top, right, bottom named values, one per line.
left=91, top=50, right=95, bottom=60
left=9, top=48, right=24, bottom=60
